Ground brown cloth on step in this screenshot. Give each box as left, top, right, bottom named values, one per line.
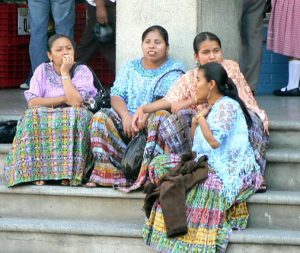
left=144, top=153, right=209, bottom=238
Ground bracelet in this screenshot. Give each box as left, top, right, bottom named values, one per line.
left=61, top=75, right=70, bottom=80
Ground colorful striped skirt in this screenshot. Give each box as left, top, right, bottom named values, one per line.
left=143, top=154, right=262, bottom=253
left=89, top=109, right=173, bottom=190
left=4, top=107, right=93, bottom=187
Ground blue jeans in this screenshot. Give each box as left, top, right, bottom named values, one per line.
left=28, top=0, right=75, bottom=72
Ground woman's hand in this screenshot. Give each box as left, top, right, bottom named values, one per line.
left=96, top=6, right=108, bottom=24
left=193, top=105, right=212, bottom=125
left=136, top=112, right=149, bottom=131
left=60, top=54, right=74, bottom=76
left=122, top=114, right=135, bottom=139
left=132, top=106, right=145, bottom=132
left=171, top=99, right=191, bottom=114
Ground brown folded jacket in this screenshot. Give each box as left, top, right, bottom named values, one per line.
left=144, top=153, right=209, bottom=238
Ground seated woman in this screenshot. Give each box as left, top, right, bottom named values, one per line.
left=143, top=62, right=264, bottom=253
left=4, top=34, right=97, bottom=187
left=133, top=31, right=269, bottom=191
left=86, top=25, right=186, bottom=189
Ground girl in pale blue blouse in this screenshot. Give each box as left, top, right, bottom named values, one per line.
left=111, top=58, right=184, bottom=115
left=87, top=25, right=185, bottom=190
left=191, top=62, right=262, bottom=203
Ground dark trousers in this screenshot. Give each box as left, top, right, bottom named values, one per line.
left=75, top=1, right=116, bottom=71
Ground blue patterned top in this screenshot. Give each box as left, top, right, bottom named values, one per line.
left=192, top=96, right=260, bottom=202
left=111, top=58, right=185, bottom=114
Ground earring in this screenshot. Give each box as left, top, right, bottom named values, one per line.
left=206, top=90, right=211, bottom=100
left=195, top=60, right=199, bottom=67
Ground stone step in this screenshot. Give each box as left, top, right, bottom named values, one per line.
left=269, top=129, right=300, bottom=149
left=268, top=121, right=300, bottom=150
left=247, top=191, right=300, bottom=230
left=0, top=185, right=145, bottom=225
left=0, top=217, right=299, bottom=253
left=265, top=149, right=300, bottom=191
left=2, top=148, right=300, bottom=191
left=0, top=183, right=299, bottom=231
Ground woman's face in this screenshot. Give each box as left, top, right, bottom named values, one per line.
left=194, top=40, right=223, bottom=65
left=47, top=37, right=74, bottom=66
left=142, top=30, right=168, bottom=64
left=196, top=69, right=211, bottom=101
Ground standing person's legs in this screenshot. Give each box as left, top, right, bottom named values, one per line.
left=75, top=3, right=99, bottom=63
left=28, top=0, right=50, bottom=73
left=51, top=0, right=75, bottom=39
left=240, top=0, right=265, bottom=92
left=98, top=1, right=116, bottom=72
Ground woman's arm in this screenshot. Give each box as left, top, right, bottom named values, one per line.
left=28, top=96, right=66, bottom=108
left=132, top=98, right=171, bottom=132
left=60, top=55, right=84, bottom=106
left=142, top=98, right=172, bottom=113
left=111, top=96, right=135, bottom=138
left=196, top=113, right=220, bottom=149
left=194, top=106, right=220, bottom=149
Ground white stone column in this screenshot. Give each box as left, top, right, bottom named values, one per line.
left=116, top=0, right=198, bottom=71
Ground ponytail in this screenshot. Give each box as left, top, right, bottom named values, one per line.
left=222, top=78, right=252, bottom=128
left=198, top=62, right=253, bottom=129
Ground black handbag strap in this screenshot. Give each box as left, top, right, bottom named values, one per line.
left=70, top=62, right=106, bottom=92
left=152, top=68, right=185, bottom=101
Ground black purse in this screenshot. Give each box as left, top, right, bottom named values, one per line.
left=0, top=120, right=18, bottom=143
left=121, top=131, right=147, bottom=182
left=71, top=63, right=111, bottom=113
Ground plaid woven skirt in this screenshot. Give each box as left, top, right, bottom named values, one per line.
left=90, top=109, right=175, bottom=190
left=144, top=154, right=262, bottom=253
left=4, top=107, right=93, bottom=187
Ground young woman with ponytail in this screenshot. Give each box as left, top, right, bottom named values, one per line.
left=133, top=31, right=268, bottom=192
left=143, top=62, right=263, bottom=253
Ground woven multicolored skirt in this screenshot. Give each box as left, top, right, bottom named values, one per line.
left=89, top=109, right=172, bottom=190
left=4, top=107, right=93, bottom=187
left=89, top=108, right=193, bottom=191
left=143, top=154, right=263, bottom=253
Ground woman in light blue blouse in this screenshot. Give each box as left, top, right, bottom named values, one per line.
left=143, top=62, right=263, bottom=253
left=86, top=25, right=185, bottom=190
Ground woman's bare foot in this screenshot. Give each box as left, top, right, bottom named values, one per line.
left=61, top=179, right=70, bottom=186
left=84, top=181, right=98, bottom=188
left=257, top=178, right=267, bottom=193
left=33, top=180, right=45, bottom=186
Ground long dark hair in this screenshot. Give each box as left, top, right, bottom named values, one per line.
left=47, top=34, right=75, bottom=52
left=199, top=62, right=252, bottom=128
left=193, top=32, right=222, bottom=54
left=142, top=25, right=169, bottom=46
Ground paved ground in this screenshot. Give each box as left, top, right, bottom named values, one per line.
left=1, top=88, right=300, bottom=123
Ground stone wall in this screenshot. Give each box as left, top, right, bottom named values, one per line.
left=116, top=0, right=198, bottom=70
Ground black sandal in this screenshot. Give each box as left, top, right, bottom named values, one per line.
left=256, top=181, right=267, bottom=193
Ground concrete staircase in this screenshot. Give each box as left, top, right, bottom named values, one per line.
left=0, top=94, right=300, bottom=253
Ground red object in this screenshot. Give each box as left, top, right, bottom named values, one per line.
left=0, top=3, right=30, bottom=46
left=0, top=4, right=30, bottom=88
left=0, top=3, right=114, bottom=88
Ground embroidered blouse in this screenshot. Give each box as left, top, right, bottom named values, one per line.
left=24, top=62, right=98, bottom=102
left=111, top=58, right=186, bottom=114
left=192, top=96, right=261, bottom=203
left=164, top=59, right=269, bottom=130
